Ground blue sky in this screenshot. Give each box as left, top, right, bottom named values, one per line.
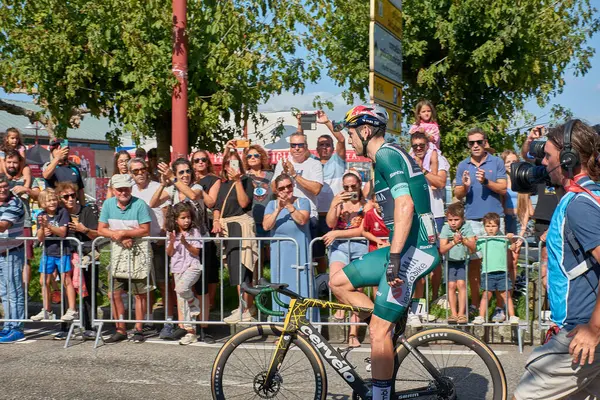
left=3, top=4, right=599, bottom=128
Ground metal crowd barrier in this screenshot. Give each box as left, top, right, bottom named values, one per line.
left=89, top=236, right=300, bottom=348
left=306, top=235, right=539, bottom=353
left=0, top=237, right=84, bottom=348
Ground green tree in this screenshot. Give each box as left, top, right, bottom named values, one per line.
left=0, top=0, right=323, bottom=157
left=312, top=0, right=599, bottom=169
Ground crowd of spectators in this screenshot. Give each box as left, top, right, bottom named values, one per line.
left=0, top=104, right=576, bottom=345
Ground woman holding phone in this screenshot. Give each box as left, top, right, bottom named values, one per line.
left=324, top=171, right=370, bottom=347
left=213, top=150, right=258, bottom=324
left=263, top=174, right=315, bottom=321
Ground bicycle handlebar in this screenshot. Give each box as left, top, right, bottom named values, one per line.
left=241, top=280, right=290, bottom=317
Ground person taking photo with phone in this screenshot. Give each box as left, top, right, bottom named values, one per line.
left=42, top=139, right=86, bottom=205
left=325, top=170, right=370, bottom=347
left=213, top=150, right=258, bottom=324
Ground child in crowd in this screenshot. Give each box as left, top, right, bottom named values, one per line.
left=32, top=189, right=79, bottom=322
left=473, top=213, right=520, bottom=325
left=362, top=199, right=389, bottom=252
left=409, top=100, right=441, bottom=151
left=166, top=202, right=204, bottom=346
left=0, top=127, right=30, bottom=177
left=439, top=202, right=476, bottom=324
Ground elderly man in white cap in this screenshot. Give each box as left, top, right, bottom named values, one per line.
left=97, top=174, right=153, bottom=344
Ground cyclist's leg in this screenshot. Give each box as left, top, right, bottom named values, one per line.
left=370, top=245, right=440, bottom=382
left=329, top=246, right=389, bottom=311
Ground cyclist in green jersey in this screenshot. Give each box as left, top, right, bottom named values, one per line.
left=329, top=104, right=441, bottom=400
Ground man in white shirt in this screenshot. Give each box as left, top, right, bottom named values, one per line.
left=128, top=157, right=177, bottom=340
left=272, top=132, right=324, bottom=221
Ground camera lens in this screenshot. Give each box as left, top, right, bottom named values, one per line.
left=510, top=162, right=551, bottom=193
left=529, top=138, right=547, bottom=159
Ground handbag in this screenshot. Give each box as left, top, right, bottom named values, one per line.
left=110, top=240, right=153, bottom=280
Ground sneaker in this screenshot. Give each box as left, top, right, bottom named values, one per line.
left=200, top=332, right=215, bottom=344
left=224, top=309, right=256, bottom=324
left=189, top=298, right=201, bottom=319
left=179, top=332, right=198, bottom=345
left=509, top=316, right=520, bottom=325
left=82, top=330, right=97, bottom=341
left=61, top=309, right=79, bottom=322
left=104, top=331, right=127, bottom=344
left=132, top=330, right=145, bottom=344
left=468, top=305, right=478, bottom=318
left=422, top=313, right=437, bottom=323
left=172, top=327, right=188, bottom=340
left=407, top=313, right=422, bottom=328
left=159, top=323, right=175, bottom=340
left=473, top=316, right=485, bottom=325
left=228, top=307, right=241, bottom=316
left=140, top=324, right=157, bottom=337
left=0, top=330, right=25, bottom=343
left=31, top=309, right=55, bottom=321
left=0, top=328, right=10, bottom=337
left=492, top=308, right=506, bottom=323
left=54, top=331, right=68, bottom=340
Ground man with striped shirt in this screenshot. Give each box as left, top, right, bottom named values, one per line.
left=0, top=173, right=26, bottom=343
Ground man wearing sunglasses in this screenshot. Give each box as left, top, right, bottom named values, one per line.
left=42, top=139, right=86, bottom=205
left=454, top=127, right=507, bottom=315
left=272, top=132, right=323, bottom=225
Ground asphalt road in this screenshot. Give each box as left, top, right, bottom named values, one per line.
left=0, top=324, right=532, bottom=400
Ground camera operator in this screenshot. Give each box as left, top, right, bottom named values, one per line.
left=514, top=120, right=600, bottom=400
left=520, top=126, right=563, bottom=289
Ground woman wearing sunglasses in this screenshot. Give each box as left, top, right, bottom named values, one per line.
left=243, top=145, right=274, bottom=237
left=190, top=150, right=221, bottom=311
left=263, top=174, right=316, bottom=320
left=324, top=170, right=370, bottom=347
left=214, top=150, right=259, bottom=324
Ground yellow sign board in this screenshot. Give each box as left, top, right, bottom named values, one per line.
left=380, top=103, right=402, bottom=135
left=369, top=72, right=402, bottom=109
left=371, top=0, right=402, bottom=39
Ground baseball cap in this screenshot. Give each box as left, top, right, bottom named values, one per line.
left=49, top=139, right=61, bottom=148
left=111, top=174, right=134, bottom=189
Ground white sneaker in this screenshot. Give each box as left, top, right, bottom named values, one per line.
left=61, top=309, right=79, bottom=322
left=509, top=316, right=520, bottom=324
left=223, top=309, right=256, bottom=324
left=422, top=313, right=437, bottom=322
left=407, top=313, right=422, bottom=328
left=492, top=309, right=506, bottom=323
left=179, top=333, right=198, bottom=345
left=229, top=307, right=240, bottom=316
left=473, top=316, right=485, bottom=325
left=31, top=309, right=55, bottom=321
left=189, top=299, right=201, bottom=319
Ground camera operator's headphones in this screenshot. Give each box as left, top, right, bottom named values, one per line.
left=560, top=119, right=581, bottom=178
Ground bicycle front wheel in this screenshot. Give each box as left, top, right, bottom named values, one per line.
left=211, top=324, right=328, bottom=400
left=394, top=328, right=507, bottom=400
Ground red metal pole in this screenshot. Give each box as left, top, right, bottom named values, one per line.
left=172, top=0, right=188, bottom=160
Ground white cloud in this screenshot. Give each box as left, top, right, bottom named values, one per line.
left=258, top=90, right=363, bottom=121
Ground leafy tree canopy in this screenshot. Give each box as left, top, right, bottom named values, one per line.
left=1, top=0, right=598, bottom=167
left=312, top=0, right=599, bottom=168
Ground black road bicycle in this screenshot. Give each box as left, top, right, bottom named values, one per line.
left=211, top=280, right=507, bottom=400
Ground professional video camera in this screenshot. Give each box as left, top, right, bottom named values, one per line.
left=510, top=128, right=551, bottom=193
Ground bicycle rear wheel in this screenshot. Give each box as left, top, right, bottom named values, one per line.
left=211, top=324, right=328, bottom=400
left=394, top=328, right=507, bottom=400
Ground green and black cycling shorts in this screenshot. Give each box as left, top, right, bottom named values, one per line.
left=343, top=244, right=440, bottom=323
